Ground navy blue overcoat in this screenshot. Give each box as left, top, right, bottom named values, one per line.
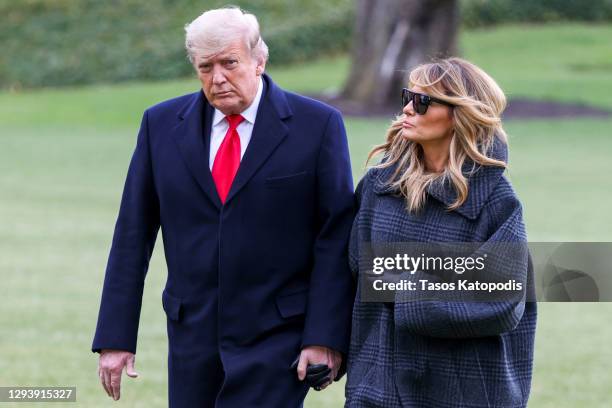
left=92, top=74, right=355, bottom=407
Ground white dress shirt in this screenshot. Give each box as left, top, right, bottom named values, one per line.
left=209, top=77, right=264, bottom=170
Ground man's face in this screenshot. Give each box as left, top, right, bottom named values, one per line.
left=195, top=40, right=265, bottom=115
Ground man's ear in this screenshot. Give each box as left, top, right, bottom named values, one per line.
left=256, top=58, right=266, bottom=76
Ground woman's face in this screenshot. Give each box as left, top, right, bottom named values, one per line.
left=401, top=86, right=454, bottom=145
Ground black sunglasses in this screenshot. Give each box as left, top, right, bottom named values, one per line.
left=401, top=88, right=454, bottom=115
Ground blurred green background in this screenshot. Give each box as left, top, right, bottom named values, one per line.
left=1, top=0, right=612, bottom=407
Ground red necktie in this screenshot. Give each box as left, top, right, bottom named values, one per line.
left=212, top=114, right=244, bottom=203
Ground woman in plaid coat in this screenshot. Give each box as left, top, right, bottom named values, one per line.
left=345, top=58, right=536, bottom=407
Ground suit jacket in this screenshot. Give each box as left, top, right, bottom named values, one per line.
left=92, top=74, right=355, bottom=407
left=345, top=139, right=536, bottom=408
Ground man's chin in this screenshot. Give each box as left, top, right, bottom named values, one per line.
left=212, top=100, right=243, bottom=115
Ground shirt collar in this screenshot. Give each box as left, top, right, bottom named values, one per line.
left=212, top=76, right=264, bottom=127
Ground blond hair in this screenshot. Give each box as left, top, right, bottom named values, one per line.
left=368, top=57, right=508, bottom=212
left=184, top=7, right=269, bottom=64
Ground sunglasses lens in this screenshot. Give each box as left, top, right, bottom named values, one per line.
left=402, top=89, right=410, bottom=109
left=415, top=95, right=428, bottom=114
left=402, top=89, right=429, bottom=115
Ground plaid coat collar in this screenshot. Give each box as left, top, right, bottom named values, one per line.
left=372, top=138, right=508, bottom=220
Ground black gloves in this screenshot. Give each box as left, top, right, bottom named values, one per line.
left=290, top=357, right=332, bottom=391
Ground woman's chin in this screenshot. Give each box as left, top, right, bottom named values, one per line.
left=401, top=128, right=419, bottom=141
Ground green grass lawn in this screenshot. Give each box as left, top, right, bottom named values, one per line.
left=1, top=23, right=612, bottom=407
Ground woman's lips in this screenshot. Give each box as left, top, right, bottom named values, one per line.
left=402, top=122, right=415, bottom=128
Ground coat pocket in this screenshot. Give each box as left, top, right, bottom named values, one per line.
left=265, top=171, right=308, bottom=187
left=275, top=289, right=308, bottom=318
left=162, top=290, right=182, bottom=322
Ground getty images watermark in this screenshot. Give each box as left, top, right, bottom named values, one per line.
left=359, top=242, right=611, bottom=302
left=371, top=251, right=522, bottom=292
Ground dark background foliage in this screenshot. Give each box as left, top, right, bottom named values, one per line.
left=1, top=0, right=610, bottom=89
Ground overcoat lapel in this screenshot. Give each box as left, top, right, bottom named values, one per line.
left=225, top=74, right=292, bottom=204
left=172, top=90, right=222, bottom=210
left=171, top=74, right=293, bottom=208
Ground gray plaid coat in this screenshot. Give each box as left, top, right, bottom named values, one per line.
left=345, top=140, right=536, bottom=408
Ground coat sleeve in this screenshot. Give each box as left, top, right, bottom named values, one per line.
left=301, top=109, right=356, bottom=354
left=91, top=110, right=160, bottom=353
left=348, top=177, right=366, bottom=280
left=394, top=194, right=530, bottom=339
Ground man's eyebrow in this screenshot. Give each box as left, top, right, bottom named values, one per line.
left=197, top=54, right=239, bottom=67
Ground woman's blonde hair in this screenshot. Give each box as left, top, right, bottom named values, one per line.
left=367, top=57, right=508, bottom=213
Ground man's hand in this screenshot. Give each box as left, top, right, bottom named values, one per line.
left=98, top=349, right=139, bottom=401
left=295, top=345, right=342, bottom=391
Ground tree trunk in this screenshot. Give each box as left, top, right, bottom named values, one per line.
left=341, top=0, right=459, bottom=108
